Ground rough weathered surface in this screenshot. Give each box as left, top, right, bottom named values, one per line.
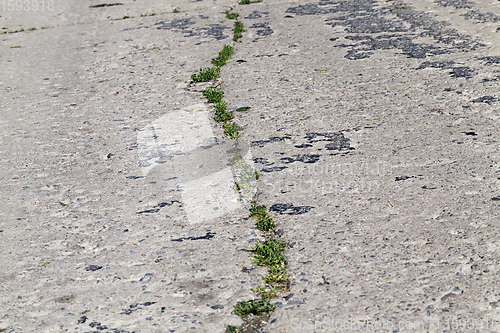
left=1, top=0, right=498, bottom=332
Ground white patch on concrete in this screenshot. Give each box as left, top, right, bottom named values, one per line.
left=137, top=103, right=257, bottom=224
left=137, top=103, right=216, bottom=176
left=180, top=167, right=242, bottom=225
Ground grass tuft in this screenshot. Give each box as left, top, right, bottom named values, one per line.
left=213, top=101, right=234, bottom=122
left=226, top=326, right=239, bottom=333
left=239, top=0, right=262, bottom=4
left=263, top=266, right=288, bottom=284
left=250, top=203, right=275, bottom=231
left=203, top=87, right=224, bottom=103
left=250, top=239, right=287, bottom=268
left=232, top=298, right=274, bottom=317
left=224, top=11, right=239, bottom=20
left=212, top=44, right=234, bottom=67
left=239, top=0, right=250, bottom=3
left=223, top=122, right=240, bottom=138
left=191, top=67, right=220, bottom=82
left=252, top=285, right=287, bottom=299
left=233, top=21, right=244, bottom=42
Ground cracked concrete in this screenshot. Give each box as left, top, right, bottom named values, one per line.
left=1, top=0, right=498, bottom=332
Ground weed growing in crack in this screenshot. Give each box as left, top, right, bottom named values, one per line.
left=250, top=203, right=275, bottom=231
left=232, top=159, right=258, bottom=199
left=212, top=44, right=234, bottom=67
left=203, top=87, right=224, bottom=103
left=213, top=101, right=234, bottom=122
left=233, top=21, right=244, bottom=42
left=232, top=298, right=274, bottom=317
left=191, top=67, right=220, bottom=82
left=239, top=0, right=263, bottom=4
left=250, top=239, right=287, bottom=267
left=252, top=285, right=286, bottom=299
left=226, top=326, right=238, bottom=333
left=223, top=122, right=240, bottom=139
left=224, top=11, right=239, bottom=20
left=195, top=45, right=243, bottom=137
left=263, top=266, right=288, bottom=284
left=234, top=181, right=241, bottom=192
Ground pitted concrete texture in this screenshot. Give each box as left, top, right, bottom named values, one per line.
left=1, top=0, right=499, bottom=332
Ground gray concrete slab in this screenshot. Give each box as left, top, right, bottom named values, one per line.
left=0, top=0, right=498, bottom=332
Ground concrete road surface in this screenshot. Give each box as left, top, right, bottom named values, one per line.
left=1, top=0, right=498, bottom=332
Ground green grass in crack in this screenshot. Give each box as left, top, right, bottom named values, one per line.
left=213, top=101, right=234, bottom=122
left=212, top=44, right=234, bottom=67
left=224, top=11, right=239, bottom=20
left=239, top=0, right=262, bottom=4
left=264, top=265, right=288, bottom=284
left=250, top=203, right=275, bottom=231
left=252, top=285, right=286, bottom=299
left=236, top=160, right=257, bottom=183
left=233, top=21, right=244, bottom=42
left=191, top=67, right=220, bottom=83
left=203, top=87, right=224, bottom=103
left=250, top=239, right=286, bottom=267
left=234, top=181, right=241, bottom=192
left=226, top=326, right=239, bottom=333
left=223, top=122, right=240, bottom=139
left=232, top=298, right=275, bottom=317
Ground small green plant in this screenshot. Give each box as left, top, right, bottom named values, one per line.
left=234, top=181, right=241, bottom=192
left=232, top=160, right=258, bottom=198
left=213, top=101, right=234, bottom=122
left=239, top=0, right=262, bottom=4
left=173, top=8, right=179, bottom=13
left=250, top=203, right=275, bottom=231
left=252, top=285, right=285, bottom=298
left=236, top=106, right=251, bottom=112
left=212, top=44, right=234, bottom=67
left=233, top=21, right=244, bottom=41
left=250, top=239, right=287, bottom=267
left=223, top=122, right=240, bottom=138
left=224, top=11, right=239, bottom=19
left=264, top=266, right=288, bottom=284
left=232, top=298, right=274, bottom=317
left=191, top=67, right=220, bottom=82
left=29, top=27, right=37, bottom=31
left=203, top=87, right=224, bottom=103
left=257, top=215, right=274, bottom=231
left=226, top=326, right=239, bottom=333
left=250, top=203, right=267, bottom=218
